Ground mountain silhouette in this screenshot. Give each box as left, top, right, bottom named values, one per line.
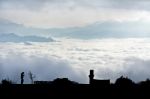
left=0, top=33, right=54, bottom=42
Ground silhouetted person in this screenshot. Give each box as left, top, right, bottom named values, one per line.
left=21, top=72, right=24, bottom=84
left=89, top=70, right=94, bottom=84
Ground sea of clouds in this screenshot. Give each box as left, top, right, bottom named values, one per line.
left=0, top=38, right=150, bottom=84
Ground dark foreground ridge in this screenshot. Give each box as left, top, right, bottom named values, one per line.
left=1, top=70, right=150, bottom=98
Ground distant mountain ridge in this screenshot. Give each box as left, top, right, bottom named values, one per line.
left=0, top=33, right=54, bottom=42
left=1, top=19, right=150, bottom=39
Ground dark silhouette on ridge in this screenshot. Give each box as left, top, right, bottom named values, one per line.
left=1, top=79, right=13, bottom=85
left=28, top=71, right=36, bottom=84
left=89, top=70, right=94, bottom=84
left=21, top=72, right=24, bottom=84
left=1, top=69, right=150, bottom=98
left=89, top=70, right=110, bottom=87
left=115, top=76, right=135, bottom=88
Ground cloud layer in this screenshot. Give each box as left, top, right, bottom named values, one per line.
left=0, top=51, right=84, bottom=83
left=1, top=38, right=150, bottom=83
left=1, top=0, right=150, bottom=28
left=1, top=0, right=150, bottom=11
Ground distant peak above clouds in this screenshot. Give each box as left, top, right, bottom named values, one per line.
left=1, top=19, right=150, bottom=39
left=0, top=33, right=54, bottom=42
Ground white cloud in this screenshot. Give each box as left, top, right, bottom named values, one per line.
left=1, top=38, right=150, bottom=83
left=0, top=44, right=85, bottom=83
left=1, top=0, right=150, bottom=28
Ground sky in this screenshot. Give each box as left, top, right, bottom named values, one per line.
left=1, top=0, right=150, bottom=83
left=1, top=0, right=150, bottom=28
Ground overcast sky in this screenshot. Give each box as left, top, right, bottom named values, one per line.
left=0, top=0, right=150, bottom=28
left=1, top=0, right=150, bottom=83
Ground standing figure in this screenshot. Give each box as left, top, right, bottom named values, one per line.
left=21, top=72, right=25, bottom=84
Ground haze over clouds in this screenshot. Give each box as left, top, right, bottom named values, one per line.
left=0, top=0, right=150, bottom=28
left=0, top=38, right=150, bottom=83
